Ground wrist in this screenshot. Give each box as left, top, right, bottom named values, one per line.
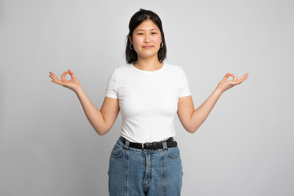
left=74, top=85, right=84, bottom=95
left=214, top=87, right=225, bottom=95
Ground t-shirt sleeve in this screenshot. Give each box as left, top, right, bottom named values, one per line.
left=179, top=67, right=191, bottom=97
left=105, top=69, right=118, bottom=99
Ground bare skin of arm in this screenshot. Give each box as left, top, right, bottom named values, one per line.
left=49, top=69, right=119, bottom=136
left=177, top=73, right=249, bottom=133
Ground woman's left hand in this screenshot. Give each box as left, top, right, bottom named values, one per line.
left=216, top=73, right=249, bottom=93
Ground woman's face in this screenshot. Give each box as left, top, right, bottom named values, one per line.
left=129, top=19, right=162, bottom=60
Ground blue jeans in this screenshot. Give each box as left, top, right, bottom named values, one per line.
left=108, top=136, right=183, bottom=196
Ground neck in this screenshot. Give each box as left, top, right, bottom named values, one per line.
left=134, top=56, right=163, bottom=71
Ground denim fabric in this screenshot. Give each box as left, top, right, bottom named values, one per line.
left=108, top=137, right=183, bottom=196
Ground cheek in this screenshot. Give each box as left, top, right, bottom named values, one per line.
left=153, top=36, right=161, bottom=44
left=133, top=37, right=142, bottom=45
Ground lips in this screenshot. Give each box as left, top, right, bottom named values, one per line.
left=143, top=46, right=153, bottom=48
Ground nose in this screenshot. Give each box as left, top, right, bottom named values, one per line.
left=144, top=33, right=151, bottom=43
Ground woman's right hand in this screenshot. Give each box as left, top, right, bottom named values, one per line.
left=49, top=69, right=82, bottom=92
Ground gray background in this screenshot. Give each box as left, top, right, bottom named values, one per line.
left=1, top=0, right=293, bottom=195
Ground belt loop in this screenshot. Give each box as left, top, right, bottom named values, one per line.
left=162, top=140, right=167, bottom=150
left=124, top=139, right=130, bottom=149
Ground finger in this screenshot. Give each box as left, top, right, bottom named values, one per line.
left=238, top=73, right=248, bottom=79
left=238, top=75, right=248, bottom=82
left=222, top=73, right=230, bottom=81
left=237, top=73, right=249, bottom=82
left=49, top=72, right=63, bottom=84
left=229, top=73, right=238, bottom=82
left=49, top=74, right=59, bottom=81
left=68, top=69, right=76, bottom=78
left=50, top=72, right=62, bottom=80
left=236, top=76, right=246, bottom=82
left=51, top=79, right=60, bottom=84
left=49, top=72, right=58, bottom=78
left=235, top=76, right=248, bottom=85
left=49, top=76, right=62, bottom=85
left=61, top=71, right=69, bottom=82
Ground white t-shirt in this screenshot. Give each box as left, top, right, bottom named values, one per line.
left=105, top=62, right=191, bottom=143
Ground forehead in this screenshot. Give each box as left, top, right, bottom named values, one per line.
left=135, top=19, right=159, bottom=31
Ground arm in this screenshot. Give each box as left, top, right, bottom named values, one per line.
left=75, top=87, right=106, bottom=135
left=187, top=88, right=223, bottom=133
left=177, top=72, right=249, bottom=133
left=49, top=69, right=119, bottom=136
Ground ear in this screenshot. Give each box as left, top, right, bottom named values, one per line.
left=128, top=34, right=132, bottom=45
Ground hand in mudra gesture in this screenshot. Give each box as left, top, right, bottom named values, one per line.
left=49, top=69, right=82, bottom=92
left=216, top=73, right=249, bottom=92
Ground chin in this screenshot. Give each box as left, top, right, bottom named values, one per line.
left=140, top=53, right=158, bottom=58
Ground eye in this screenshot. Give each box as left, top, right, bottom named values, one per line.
left=138, top=33, right=143, bottom=35
left=152, top=32, right=157, bottom=34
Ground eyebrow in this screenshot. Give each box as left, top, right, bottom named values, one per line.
left=136, top=28, right=159, bottom=32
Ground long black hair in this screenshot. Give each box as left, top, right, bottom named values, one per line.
left=125, top=8, right=167, bottom=64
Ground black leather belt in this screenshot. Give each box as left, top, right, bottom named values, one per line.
left=119, top=136, right=177, bottom=150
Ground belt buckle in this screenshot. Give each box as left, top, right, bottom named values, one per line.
left=142, top=142, right=157, bottom=150
left=142, top=142, right=152, bottom=150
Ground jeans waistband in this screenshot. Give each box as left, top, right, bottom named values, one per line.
left=119, top=136, right=177, bottom=150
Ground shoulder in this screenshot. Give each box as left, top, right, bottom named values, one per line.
left=107, top=65, right=131, bottom=78
left=115, top=64, right=129, bottom=70
left=108, top=64, right=135, bottom=83
left=164, top=62, right=186, bottom=74
left=165, top=62, right=183, bottom=69
left=112, top=64, right=133, bottom=73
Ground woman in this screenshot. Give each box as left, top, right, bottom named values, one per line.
left=49, top=8, right=248, bottom=196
